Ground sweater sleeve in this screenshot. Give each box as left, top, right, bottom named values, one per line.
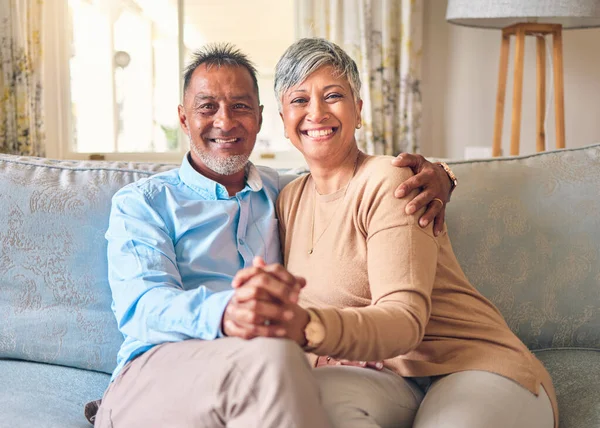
left=309, top=163, right=440, bottom=361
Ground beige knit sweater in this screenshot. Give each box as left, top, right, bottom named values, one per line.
left=277, top=153, right=558, bottom=426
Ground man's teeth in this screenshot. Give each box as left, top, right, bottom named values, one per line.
left=307, top=129, right=334, bottom=138
left=214, top=138, right=237, bottom=143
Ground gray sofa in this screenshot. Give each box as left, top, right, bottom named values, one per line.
left=1, top=144, right=599, bottom=427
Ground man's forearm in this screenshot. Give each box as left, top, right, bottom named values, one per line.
left=111, top=282, right=234, bottom=344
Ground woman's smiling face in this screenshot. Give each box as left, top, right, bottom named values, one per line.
left=280, top=65, right=362, bottom=163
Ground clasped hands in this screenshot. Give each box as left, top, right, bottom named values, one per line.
left=222, top=256, right=309, bottom=346
left=222, top=256, right=383, bottom=371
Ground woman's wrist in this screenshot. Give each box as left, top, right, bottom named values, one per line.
left=302, top=308, right=326, bottom=351
left=297, top=308, right=310, bottom=347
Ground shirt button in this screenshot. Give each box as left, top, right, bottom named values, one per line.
left=238, top=238, right=245, bottom=246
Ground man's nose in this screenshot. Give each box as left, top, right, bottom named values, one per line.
left=213, top=108, right=237, bottom=132
left=307, top=100, right=329, bottom=123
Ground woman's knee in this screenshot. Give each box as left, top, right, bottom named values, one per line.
left=413, top=371, right=554, bottom=428
left=313, top=366, right=422, bottom=428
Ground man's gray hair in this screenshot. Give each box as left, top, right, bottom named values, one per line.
left=183, top=43, right=259, bottom=101
left=274, top=38, right=362, bottom=111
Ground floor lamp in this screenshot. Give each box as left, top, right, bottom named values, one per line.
left=446, top=0, right=600, bottom=157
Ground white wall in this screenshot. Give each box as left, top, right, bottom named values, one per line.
left=184, top=0, right=294, bottom=68
left=421, top=0, right=600, bottom=159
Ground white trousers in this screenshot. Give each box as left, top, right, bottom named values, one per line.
left=313, top=366, right=555, bottom=428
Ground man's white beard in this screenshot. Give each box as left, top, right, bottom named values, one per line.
left=190, top=136, right=250, bottom=176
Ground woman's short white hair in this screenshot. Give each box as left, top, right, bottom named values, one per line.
left=274, top=38, right=362, bottom=111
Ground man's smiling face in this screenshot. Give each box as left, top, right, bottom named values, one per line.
left=178, top=64, right=263, bottom=176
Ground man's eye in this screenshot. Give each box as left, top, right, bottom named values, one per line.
left=233, top=103, right=250, bottom=109
left=199, top=104, right=215, bottom=110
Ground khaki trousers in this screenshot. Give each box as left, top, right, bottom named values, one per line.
left=95, top=338, right=331, bottom=428
left=96, top=338, right=554, bottom=428
left=312, top=366, right=554, bottom=428
left=412, top=370, right=554, bottom=428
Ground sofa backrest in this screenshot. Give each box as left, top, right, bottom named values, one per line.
left=0, top=155, right=177, bottom=373
left=446, top=144, right=600, bottom=351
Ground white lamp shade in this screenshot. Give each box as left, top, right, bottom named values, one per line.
left=446, top=0, right=600, bottom=29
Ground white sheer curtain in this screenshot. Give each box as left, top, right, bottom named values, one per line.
left=0, top=0, right=45, bottom=156
left=296, top=0, right=423, bottom=155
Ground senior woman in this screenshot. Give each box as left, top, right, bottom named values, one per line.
left=267, top=38, right=557, bottom=428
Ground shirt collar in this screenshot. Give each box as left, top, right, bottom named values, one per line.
left=178, top=152, right=264, bottom=200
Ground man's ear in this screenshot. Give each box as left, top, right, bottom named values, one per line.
left=258, top=105, right=264, bottom=131
left=178, top=104, right=189, bottom=135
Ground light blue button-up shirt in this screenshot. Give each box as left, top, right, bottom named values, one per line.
left=106, top=154, right=293, bottom=380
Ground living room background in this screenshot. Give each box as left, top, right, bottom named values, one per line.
left=421, top=1, right=600, bottom=159
left=5, top=0, right=600, bottom=164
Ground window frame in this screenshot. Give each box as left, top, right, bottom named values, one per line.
left=44, top=0, right=188, bottom=162
left=43, top=0, right=305, bottom=168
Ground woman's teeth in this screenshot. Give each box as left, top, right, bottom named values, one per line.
left=307, top=129, right=334, bottom=138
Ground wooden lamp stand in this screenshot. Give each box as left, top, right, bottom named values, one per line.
left=492, top=23, right=566, bottom=157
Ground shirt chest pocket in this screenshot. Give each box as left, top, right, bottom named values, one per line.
left=247, top=218, right=281, bottom=265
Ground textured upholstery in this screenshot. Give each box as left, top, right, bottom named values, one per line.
left=446, top=145, right=600, bottom=351
left=534, top=349, right=600, bottom=428
left=0, top=155, right=177, bottom=374
left=0, top=359, right=110, bottom=427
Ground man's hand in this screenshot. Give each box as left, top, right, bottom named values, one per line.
left=391, top=153, right=452, bottom=236
left=223, top=257, right=308, bottom=341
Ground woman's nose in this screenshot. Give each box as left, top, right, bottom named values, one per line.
left=307, top=100, right=329, bottom=123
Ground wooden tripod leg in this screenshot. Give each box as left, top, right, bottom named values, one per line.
left=510, top=26, right=526, bottom=156
left=553, top=28, right=566, bottom=149
left=493, top=33, right=511, bottom=157
left=536, top=35, right=546, bottom=152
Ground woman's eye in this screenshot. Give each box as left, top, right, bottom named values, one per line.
left=291, top=98, right=308, bottom=104
left=326, top=93, right=343, bottom=100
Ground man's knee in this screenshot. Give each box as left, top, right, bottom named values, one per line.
left=242, top=338, right=308, bottom=369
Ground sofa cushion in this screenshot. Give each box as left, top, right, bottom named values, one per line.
left=447, top=144, right=600, bottom=351
left=0, top=154, right=177, bottom=373
left=533, top=348, right=600, bottom=428
left=0, top=358, right=110, bottom=427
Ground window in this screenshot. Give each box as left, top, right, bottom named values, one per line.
left=43, top=0, right=304, bottom=167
